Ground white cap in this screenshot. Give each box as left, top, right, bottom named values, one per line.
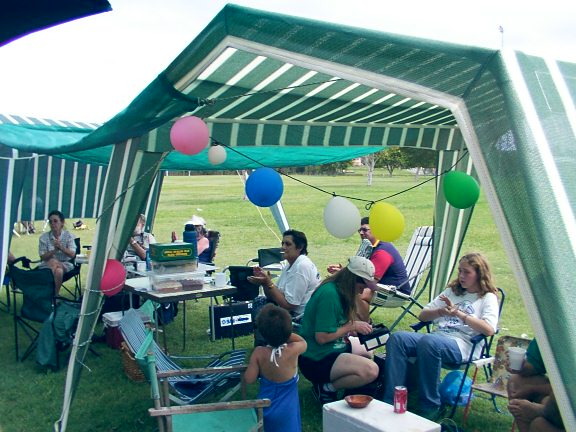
left=347, top=256, right=378, bottom=290
left=186, top=215, right=206, bottom=226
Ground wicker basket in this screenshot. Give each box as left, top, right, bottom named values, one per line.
left=120, top=341, right=145, bottom=382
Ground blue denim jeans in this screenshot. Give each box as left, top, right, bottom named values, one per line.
left=383, top=331, right=462, bottom=410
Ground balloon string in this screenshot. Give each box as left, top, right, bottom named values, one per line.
left=373, top=150, right=469, bottom=202
left=212, top=138, right=468, bottom=204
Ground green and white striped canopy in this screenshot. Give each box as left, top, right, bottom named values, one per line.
left=0, top=4, right=574, bottom=431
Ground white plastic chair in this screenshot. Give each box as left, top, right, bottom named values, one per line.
left=369, top=226, right=433, bottom=330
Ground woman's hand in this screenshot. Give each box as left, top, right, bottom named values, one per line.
left=327, top=264, right=342, bottom=274
left=350, top=320, right=372, bottom=335
left=247, top=267, right=272, bottom=286
left=53, top=238, right=62, bottom=251
left=439, top=294, right=453, bottom=308
left=438, top=294, right=459, bottom=316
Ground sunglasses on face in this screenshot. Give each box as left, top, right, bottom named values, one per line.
left=358, top=227, right=370, bottom=233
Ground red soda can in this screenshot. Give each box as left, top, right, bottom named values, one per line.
left=394, top=386, right=408, bottom=413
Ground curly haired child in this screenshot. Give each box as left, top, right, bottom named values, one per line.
left=244, top=304, right=307, bottom=432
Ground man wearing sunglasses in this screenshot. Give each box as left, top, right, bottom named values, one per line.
left=328, top=216, right=408, bottom=320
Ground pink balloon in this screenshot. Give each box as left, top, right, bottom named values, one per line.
left=169, top=116, right=210, bottom=155
left=100, top=259, right=126, bottom=297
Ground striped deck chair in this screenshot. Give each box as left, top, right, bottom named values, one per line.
left=370, top=226, right=433, bottom=331
left=119, top=307, right=247, bottom=405
left=145, top=338, right=270, bottom=432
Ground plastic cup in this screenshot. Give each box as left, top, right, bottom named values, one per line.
left=508, top=347, right=526, bottom=371
left=214, top=272, right=227, bottom=288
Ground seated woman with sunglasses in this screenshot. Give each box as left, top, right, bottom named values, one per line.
left=327, top=216, right=408, bottom=321
left=38, top=210, right=77, bottom=294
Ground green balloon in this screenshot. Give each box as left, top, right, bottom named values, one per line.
left=443, top=171, right=480, bottom=209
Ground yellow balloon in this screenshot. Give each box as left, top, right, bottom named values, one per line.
left=369, top=202, right=405, bottom=242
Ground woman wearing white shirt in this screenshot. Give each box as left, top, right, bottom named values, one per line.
left=249, top=229, right=320, bottom=317
left=383, top=252, right=499, bottom=419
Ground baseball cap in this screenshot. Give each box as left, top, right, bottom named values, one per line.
left=347, top=256, right=378, bottom=290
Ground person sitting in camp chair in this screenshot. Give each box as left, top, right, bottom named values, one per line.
left=507, top=339, right=564, bottom=431
left=244, top=304, right=307, bottom=432
left=125, top=214, right=156, bottom=263
left=327, top=216, right=408, bottom=321
left=38, top=210, right=77, bottom=294
left=383, top=252, right=499, bottom=420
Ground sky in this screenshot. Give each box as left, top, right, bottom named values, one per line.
left=1, top=0, right=575, bottom=123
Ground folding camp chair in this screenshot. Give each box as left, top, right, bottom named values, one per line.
left=144, top=335, right=270, bottom=432
left=370, top=226, right=433, bottom=330
left=410, top=287, right=506, bottom=419
left=119, top=307, right=247, bottom=405
left=1, top=271, right=10, bottom=313
left=225, top=266, right=260, bottom=302
left=246, top=247, right=284, bottom=269
left=462, top=335, right=531, bottom=424
left=10, top=256, right=82, bottom=369
left=199, top=230, right=220, bottom=266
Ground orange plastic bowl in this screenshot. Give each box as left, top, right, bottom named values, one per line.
left=344, top=394, right=373, bottom=409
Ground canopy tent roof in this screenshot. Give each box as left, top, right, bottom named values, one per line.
left=0, top=5, right=469, bottom=167
left=1, top=4, right=574, bottom=431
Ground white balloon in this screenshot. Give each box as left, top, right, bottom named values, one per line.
left=208, top=145, right=227, bottom=165
left=323, top=196, right=361, bottom=239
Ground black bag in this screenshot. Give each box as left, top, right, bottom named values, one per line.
left=157, top=302, right=178, bottom=325
left=226, top=266, right=259, bottom=302
left=209, top=301, right=254, bottom=340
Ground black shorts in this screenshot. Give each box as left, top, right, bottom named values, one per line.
left=298, top=344, right=352, bottom=384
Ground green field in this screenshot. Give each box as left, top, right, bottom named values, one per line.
left=1, top=171, right=532, bottom=431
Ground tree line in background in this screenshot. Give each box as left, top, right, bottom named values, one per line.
left=168, top=147, right=437, bottom=181
left=298, top=147, right=437, bottom=180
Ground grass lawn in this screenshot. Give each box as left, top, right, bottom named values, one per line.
left=0, top=171, right=533, bottom=431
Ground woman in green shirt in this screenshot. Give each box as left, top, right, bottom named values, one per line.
left=298, top=256, right=379, bottom=404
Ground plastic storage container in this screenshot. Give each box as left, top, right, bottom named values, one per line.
left=150, top=270, right=205, bottom=291
left=150, top=258, right=198, bottom=274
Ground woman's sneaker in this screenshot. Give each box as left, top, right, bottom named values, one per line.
left=312, top=382, right=338, bottom=405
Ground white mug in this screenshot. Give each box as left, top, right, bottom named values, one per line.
left=214, top=272, right=227, bottom=288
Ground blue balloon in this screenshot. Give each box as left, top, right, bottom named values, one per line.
left=245, top=168, right=284, bottom=207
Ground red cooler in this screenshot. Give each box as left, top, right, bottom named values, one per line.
left=102, top=311, right=124, bottom=349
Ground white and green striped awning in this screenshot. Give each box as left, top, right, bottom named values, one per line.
left=0, top=4, right=574, bottom=431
